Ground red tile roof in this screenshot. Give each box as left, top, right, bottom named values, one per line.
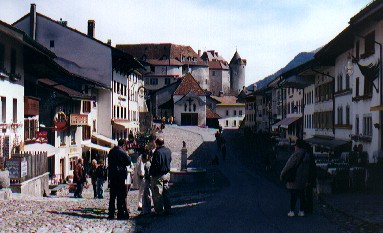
left=208, top=60, right=229, bottom=70
left=173, top=73, right=205, bottom=96
left=206, top=107, right=221, bottom=119
left=116, top=43, right=208, bottom=66
left=211, top=96, right=242, bottom=105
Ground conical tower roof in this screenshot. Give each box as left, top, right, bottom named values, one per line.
left=230, top=51, right=241, bottom=64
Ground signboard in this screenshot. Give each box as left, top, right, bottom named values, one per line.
left=20, top=160, right=27, bottom=177
left=6, top=159, right=20, bottom=179
left=70, top=114, right=88, bottom=126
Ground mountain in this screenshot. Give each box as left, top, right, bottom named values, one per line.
left=252, top=50, right=318, bottom=90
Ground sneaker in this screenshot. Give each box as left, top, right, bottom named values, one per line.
left=287, top=211, right=295, bottom=217
left=298, top=211, right=305, bottom=217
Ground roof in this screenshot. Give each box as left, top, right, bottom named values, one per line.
left=206, top=107, right=221, bottom=119
left=305, top=137, right=350, bottom=150
left=349, top=0, right=383, bottom=25
left=201, top=50, right=226, bottom=62
left=38, top=78, right=95, bottom=100
left=13, top=12, right=143, bottom=71
left=146, top=58, right=183, bottom=66
left=211, top=96, right=242, bottom=105
left=208, top=60, right=229, bottom=70
left=272, top=117, right=301, bottom=129
left=230, top=51, right=247, bottom=65
left=173, top=73, right=205, bottom=96
left=116, top=43, right=208, bottom=66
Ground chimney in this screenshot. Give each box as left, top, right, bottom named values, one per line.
left=87, top=20, right=95, bottom=38
left=30, top=4, right=37, bottom=40
left=107, top=39, right=112, bottom=46
left=198, top=49, right=201, bottom=57
left=219, top=91, right=224, bottom=97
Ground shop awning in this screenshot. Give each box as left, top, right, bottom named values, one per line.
left=24, top=143, right=58, bottom=157
left=81, top=142, right=110, bottom=152
left=92, top=133, right=117, bottom=146
left=272, top=117, right=301, bottom=129
left=305, top=137, right=350, bottom=149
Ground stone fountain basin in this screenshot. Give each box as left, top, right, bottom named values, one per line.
left=170, top=167, right=206, bottom=184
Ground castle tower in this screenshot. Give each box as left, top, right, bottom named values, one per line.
left=229, top=50, right=246, bottom=95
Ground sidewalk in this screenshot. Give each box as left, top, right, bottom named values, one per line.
left=274, top=148, right=383, bottom=230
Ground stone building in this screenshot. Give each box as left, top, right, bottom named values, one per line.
left=229, top=51, right=247, bottom=95
left=201, top=50, right=230, bottom=96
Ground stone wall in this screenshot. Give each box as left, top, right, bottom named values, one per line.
left=10, top=172, right=49, bottom=197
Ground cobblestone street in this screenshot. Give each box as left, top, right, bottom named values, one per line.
left=0, top=125, right=208, bottom=233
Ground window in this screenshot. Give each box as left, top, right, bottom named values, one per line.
left=150, top=78, right=158, bottom=85
left=355, top=115, right=359, bottom=135
left=10, top=48, right=16, bottom=74
left=82, top=125, right=91, bottom=140
left=113, top=81, right=117, bottom=93
left=165, top=78, right=170, bottom=85
left=233, top=120, right=237, bottom=127
left=59, top=131, right=66, bottom=146
left=364, top=77, right=373, bottom=96
left=113, top=105, right=116, bottom=118
left=24, top=119, right=37, bottom=140
left=356, top=77, right=360, bottom=96
left=337, top=106, right=343, bottom=125
left=50, top=40, right=55, bottom=48
left=93, top=120, right=96, bottom=132
left=82, top=101, right=91, bottom=113
left=212, top=71, right=216, bottom=76
left=1, top=97, right=6, bottom=123
left=70, top=129, right=76, bottom=145
left=234, top=110, right=237, bottom=116
left=226, top=110, right=229, bottom=116
left=337, top=73, right=342, bottom=92
left=239, top=110, right=243, bottom=116
left=346, top=74, right=350, bottom=90
left=225, top=120, right=228, bottom=127
left=117, top=106, right=120, bottom=119
left=346, top=105, right=350, bottom=125
left=205, top=79, right=208, bottom=85
left=364, top=31, right=375, bottom=57
left=0, top=43, right=4, bottom=68
left=363, top=115, right=372, bottom=136
left=355, top=40, right=360, bottom=59
left=12, top=98, right=17, bottom=123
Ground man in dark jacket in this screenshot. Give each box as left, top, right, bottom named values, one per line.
left=74, top=158, right=85, bottom=198
left=150, top=137, right=172, bottom=215
left=107, top=139, right=132, bottom=220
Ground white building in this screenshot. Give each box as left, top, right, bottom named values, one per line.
left=211, top=96, right=245, bottom=129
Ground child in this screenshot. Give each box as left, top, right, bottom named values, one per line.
left=95, top=160, right=107, bottom=199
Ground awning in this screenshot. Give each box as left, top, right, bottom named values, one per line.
left=92, top=133, right=117, bottom=146
left=24, top=143, right=58, bottom=157
left=305, top=137, right=350, bottom=150
left=81, top=142, right=110, bottom=152
left=113, top=121, right=140, bottom=129
left=272, top=117, right=301, bottom=129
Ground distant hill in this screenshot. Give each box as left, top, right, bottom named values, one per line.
left=253, top=50, right=318, bottom=90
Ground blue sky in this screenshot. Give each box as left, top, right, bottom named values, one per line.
left=1, top=0, right=372, bottom=85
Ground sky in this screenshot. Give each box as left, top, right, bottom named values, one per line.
left=0, top=0, right=373, bottom=85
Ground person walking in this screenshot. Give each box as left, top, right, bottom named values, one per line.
left=74, top=158, right=85, bottom=198
left=95, top=159, right=107, bottom=199
left=132, top=153, right=145, bottom=211
left=107, top=139, right=132, bottom=220
left=303, top=142, right=316, bottom=214
left=280, top=139, right=310, bottom=217
left=141, top=151, right=152, bottom=215
left=88, top=159, right=98, bottom=199
left=150, top=137, right=172, bottom=215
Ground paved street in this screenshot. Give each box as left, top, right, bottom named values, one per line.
left=144, top=127, right=339, bottom=233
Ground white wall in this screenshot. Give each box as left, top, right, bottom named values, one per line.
left=303, top=85, right=315, bottom=139
left=216, top=105, right=245, bottom=129
left=173, top=95, right=206, bottom=126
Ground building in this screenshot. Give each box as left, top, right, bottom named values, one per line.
left=116, top=43, right=209, bottom=93
left=201, top=50, right=230, bottom=96
left=210, top=95, right=245, bottom=129
left=229, top=51, right=247, bottom=95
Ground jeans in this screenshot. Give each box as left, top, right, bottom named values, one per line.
left=97, top=178, right=104, bottom=198
left=290, top=189, right=305, bottom=212
left=150, top=174, right=171, bottom=214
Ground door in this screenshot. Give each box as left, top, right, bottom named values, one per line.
left=181, top=113, right=198, bottom=125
